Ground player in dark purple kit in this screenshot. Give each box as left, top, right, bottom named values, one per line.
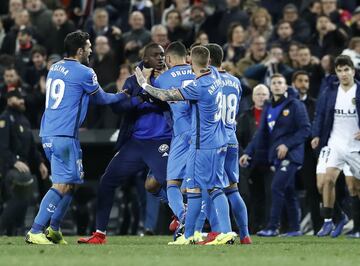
left=78, top=43, right=172, bottom=244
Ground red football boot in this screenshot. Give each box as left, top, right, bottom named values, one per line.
left=78, top=232, right=106, bottom=244
left=195, top=232, right=220, bottom=245
left=169, top=216, right=180, bottom=232
left=240, top=235, right=252, bottom=244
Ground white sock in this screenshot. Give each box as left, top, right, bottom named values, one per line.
left=324, top=218, right=332, bottom=223
left=96, top=229, right=106, bottom=235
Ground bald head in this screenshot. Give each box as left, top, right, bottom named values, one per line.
left=129, top=11, right=145, bottom=30
left=252, top=84, right=270, bottom=108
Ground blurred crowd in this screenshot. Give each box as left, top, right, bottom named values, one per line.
left=0, top=0, right=360, bottom=235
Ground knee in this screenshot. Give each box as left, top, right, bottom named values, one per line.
left=52, top=184, right=75, bottom=195
left=145, top=177, right=161, bottom=193
left=323, top=175, right=336, bottom=188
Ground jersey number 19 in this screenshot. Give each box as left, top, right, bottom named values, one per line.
left=45, top=78, right=65, bottom=109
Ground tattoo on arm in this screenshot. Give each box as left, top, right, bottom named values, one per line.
left=143, top=84, right=184, bottom=101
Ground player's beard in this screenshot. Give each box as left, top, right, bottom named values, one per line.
left=80, top=54, right=90, bottom=66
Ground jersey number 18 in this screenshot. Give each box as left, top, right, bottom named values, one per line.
left=214, top=92, right=237, bottom=125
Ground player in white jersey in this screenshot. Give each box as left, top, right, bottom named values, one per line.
left=311, top=55, right=360, bottom=237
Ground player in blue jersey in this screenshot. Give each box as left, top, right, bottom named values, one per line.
left=78, top=43, right=173, bottom=244
left=135, top=46, right=235, bottom=245
left=153, top=41, right=195, bottom=234
left=205, top=43, right=251, bottom=244
left=25, top=31, right=127, bottom=245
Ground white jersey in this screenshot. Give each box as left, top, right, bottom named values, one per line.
left=327, top=84, right=360, bottom=152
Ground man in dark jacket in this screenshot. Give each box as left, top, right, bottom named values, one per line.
left=240, top=73, right=311, bottom=237
left=0, top=89, right=48, bottom=235
left=78, top=43, right=171, bottom=244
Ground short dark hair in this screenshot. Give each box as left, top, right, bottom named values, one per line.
left=227, top=23, right=244, bottom=43
left=334, top=55, right=355, bottom=69
left=143, top=42, right=162, bottom=57
left=191, top=46, right=209, bottom=68
left=205, top=43, right=223, bottom=67
left=165, top=41, right=187, bottom=58
left=292, top=70, right=309, bottom=82
left=166, top=10, right=182, bottom=22
left=64, top=31, right=90, bottom=57
left=31, top=45, right=47, bottom=58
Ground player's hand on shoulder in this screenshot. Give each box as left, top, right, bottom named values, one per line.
left=14, top=161, right=30, bottom=173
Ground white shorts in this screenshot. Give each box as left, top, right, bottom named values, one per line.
left=345, top=151, right=360, bottom=180
left=316, top=146, right=353, bottom=176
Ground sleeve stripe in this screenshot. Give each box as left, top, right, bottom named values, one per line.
left=89, top=86, right=99, bottom=95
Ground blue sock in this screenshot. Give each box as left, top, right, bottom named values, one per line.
left=184, top=192, right=202, bottom=238
left=167, top=184, right=185, bottom=221
left=194, top=200, right=206, bottom=232
left=225, top=187, right=249, bottom=238
left=50, top=193, right=73, bottom=231
left=151, top=187, right=168, bottom=204
left=31, top=188, right=62, bottom=233
left=210, top=189, right=231, bottom=233
left=203, top=191, right=220, bottom=232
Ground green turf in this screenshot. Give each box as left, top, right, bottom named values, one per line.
left=0, top=236, right=359, bottom=266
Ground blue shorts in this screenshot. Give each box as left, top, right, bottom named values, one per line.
left=185, top=145, right=228, bottom=190
left=42, top=136, right=84, bottom=184
left=224, top=144, right=239, bottom=184
left=167, top=132, right=191, bottom=181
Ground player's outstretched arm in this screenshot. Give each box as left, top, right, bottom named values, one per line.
left=90, top=86, right=129, bottom=105
left=134, top=67, right=184, bottom=101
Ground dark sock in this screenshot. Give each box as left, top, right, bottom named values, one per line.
left=322, top=207, right=333, bottom=220
left=351, top=196, right=360, bottom=232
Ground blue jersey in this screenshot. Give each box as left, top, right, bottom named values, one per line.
left=179, top=66, right=228, bottom=149
left=154, top=64, right=195, bottom=136
left=219, top=70, right=242, bottom=144
left=40, top=59, right=99, bottom=138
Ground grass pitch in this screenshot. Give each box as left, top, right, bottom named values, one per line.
left=0, top=236, right=359, bottom=266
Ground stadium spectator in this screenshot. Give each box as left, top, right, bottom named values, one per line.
left=164, top=10, right=191, bottom=47
left=281, top=3, right=310, bottom=43
left=195, top=31, right=209, bottom=45
left=244, top=43, right=293, bottom=87
left=301, top=0, right=322, bottom=35
left=285, top=41, right=300, bottom=69
left=309, top=15, right=348, bottom=59
left=151, top=24, right=169, bottom=49
left=222, top=23, right=247, bottom=66
left=122, top=11, right=151, bottom=64
left=296, top=45, right=323, bottom=98
left=129, top=0, right=154, bottom=31
left=0, top=66, right=31, bottom=114
left=201, top=0, right=249, bottom=45
left=236, top=35, right=267, bottom=89
left=248, top=7, right=273, bottom=41
left=350, top=7, right=360, bottom=37
left=25, top=0, right=52, bottom=41
left=342, top=37, right=360, bottom=71
left=187, top=5, right=206, bottom=40
left=162, top=0, right=192, bottom=27
left=269, top=20, right=294, bottom=53
left=24, top=45, right=47, bottom=88
left=44, top=7, right=76, bottom=56
left=0, top=0, right=24, bottom=33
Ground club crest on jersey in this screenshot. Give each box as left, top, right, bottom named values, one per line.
left=282, top=109, right=290, bottom=116
left=352, top=97, right=356, bottom=105
left=92, top=73, right=98, bottom=85
left=158, top=144, right=169, bottom=156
